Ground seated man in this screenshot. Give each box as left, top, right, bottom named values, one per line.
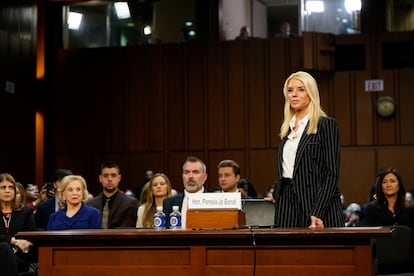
left=217, top=159, right=250, bottom=198
left=87, top=161, right=138, bottom=228
left=163, top=156, right=207, bottom=229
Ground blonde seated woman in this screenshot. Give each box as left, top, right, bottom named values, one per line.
left=47, top=175, right=101, bottom=230
left=136, top=173, right=172, bottom=228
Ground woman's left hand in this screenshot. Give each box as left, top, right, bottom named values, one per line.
left=309, top=215, right=324, bottom=228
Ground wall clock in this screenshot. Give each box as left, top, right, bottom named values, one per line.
left=376, top=96, right=395, bottom=118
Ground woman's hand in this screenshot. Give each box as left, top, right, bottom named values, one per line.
left=14, top=238, right=33, bottom=253
left=309, top=215, right=324, bottom=228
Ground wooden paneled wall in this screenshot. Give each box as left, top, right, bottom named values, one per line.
left=0, top=3, right=37, bottom=184
left=46, top=33, right=414, bottom=205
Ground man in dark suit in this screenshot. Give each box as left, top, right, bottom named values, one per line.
left=87, top=161, right=138, bottom=228
left=35, top=168, right=73, bottom=230
left=163, top=156, right=208, bottom=229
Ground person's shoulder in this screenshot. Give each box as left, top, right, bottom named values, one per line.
left=363, top=201, right=382, bottom=212
left=87, top=193, right=102, bottom=205
left=319, top=116, right=337, bottom=124
left=18, top=206, right=34, bottom=215
left=48, top=211, right=58, bottom=223
left=318, top=116, right=339, bottom=130
left=118, top=191, right=138, bottom=204
left=137, top=204, right=145, bottom=212
left=164, top=193, right=184, bottom=204
left=401, top=205, right=414, bottom=213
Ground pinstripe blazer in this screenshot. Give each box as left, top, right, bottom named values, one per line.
left=274, top=116, right=344, bottom=227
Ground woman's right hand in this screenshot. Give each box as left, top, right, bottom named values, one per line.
left=14, top=238, right=33, bottom=253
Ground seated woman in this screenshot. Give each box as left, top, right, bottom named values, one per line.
left=47, top=175, right=101, bottom=230
left=0, top=173, right=37, bottom=274
left=360, top=167, right=414, bottom=228
left=136, top=173, right=172, bottom=228
left=237, top=179, right=258, bottom=199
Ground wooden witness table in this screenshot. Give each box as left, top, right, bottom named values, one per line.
left=17, top=227, right=391, bottom=276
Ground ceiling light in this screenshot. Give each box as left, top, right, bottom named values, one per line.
left=114, top=2, right=131, bottom=19
left=305, top=1, right=325, bottom=13
left=68, top=12, right=82, bottom=30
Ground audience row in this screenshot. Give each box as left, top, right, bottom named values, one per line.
left=1, top=157, right=414, bottom=274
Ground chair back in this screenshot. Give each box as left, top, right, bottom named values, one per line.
left=375, top=225, right=414, bottom=274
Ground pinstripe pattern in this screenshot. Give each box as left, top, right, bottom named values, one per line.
left=274, top=117, right=344, bottom=228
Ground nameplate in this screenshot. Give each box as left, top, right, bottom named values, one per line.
left=188, top=192, right=242, bottom=210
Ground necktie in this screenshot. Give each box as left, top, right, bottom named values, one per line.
left=102, top=198, right=110, bottom=229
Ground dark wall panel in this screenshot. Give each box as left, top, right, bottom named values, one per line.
left=227, top=41, right=246, bottom=149
left=128, top=46, right=147, bottom=152
left=333, top=72, right=353, bottom=145
left=268, top=38, right=286, bottom=148
left=250, top=149, right=277, bottom=197
left=146, top=45, right=166, bottom=151
left=45, top=34, right=414, bottom=203
left=247, top=39, right=267, bottom=148
left=187, top=43, right=206, bottom=150
left=399, top=69, right=414, bottom=144
left=207, top=41, right=225, bottom=149
left=355, top=71, right=375, bottom=145
left=128, top=152, right=166, bottom=195
left=313, top=72, right=332, bottom=114
left=164, top=44, right=186, bottom=151
left=339, top=149, right=376, bottom=205
left=94, top=48, right=128, bottom=153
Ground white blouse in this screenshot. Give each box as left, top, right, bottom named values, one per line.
left=282, top=114, right=309, bottom=178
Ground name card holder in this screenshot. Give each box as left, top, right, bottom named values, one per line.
left=186, top=193, right=245, bottom=229
left=187, top=209, right=246, bottom=229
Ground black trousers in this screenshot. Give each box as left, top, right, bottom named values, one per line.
left=0, top=242, right=18, bottom=276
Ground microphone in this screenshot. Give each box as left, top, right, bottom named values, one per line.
left=239, top=179, right=249, bottom=211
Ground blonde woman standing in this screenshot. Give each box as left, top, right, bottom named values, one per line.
left=136, top=173, right=172, bottom=228
left=274, top=71, right=344, bottom=228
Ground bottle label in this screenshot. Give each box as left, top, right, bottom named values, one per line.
left=170, top=215, right=181, bottom=228
left=154, top=215, right=166, bottom=229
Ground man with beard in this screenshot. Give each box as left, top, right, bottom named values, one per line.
left=87, top=161, right=138, bottom=228
left=163, top=156, right=207, bottom=229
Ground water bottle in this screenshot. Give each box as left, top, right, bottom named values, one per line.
left=169, top=205, right=182, bottom=229
left=153, top=206, right=166, bottom=230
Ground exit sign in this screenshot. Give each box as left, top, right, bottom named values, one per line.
left=365, top=79, right=384, bottom=92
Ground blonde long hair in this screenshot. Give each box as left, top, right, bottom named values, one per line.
left=279, top=71, right=327, bottom=139
left=141, top=173, right=172, bottom=228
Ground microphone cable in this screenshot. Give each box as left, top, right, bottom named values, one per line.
left=248, top=226, right=257, bottom=276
